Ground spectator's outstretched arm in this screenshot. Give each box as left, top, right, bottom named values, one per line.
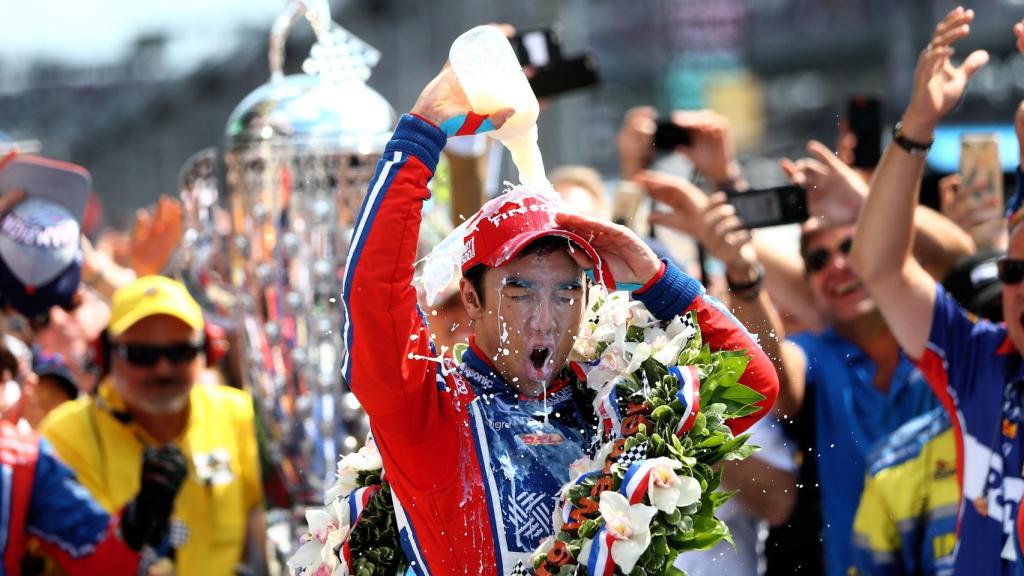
left=699, top=194, right=807, bottom=419
left=849, top=7, right=988, bottom=360
left=640, top=176, right=805, bottom=416
left=783, top=140, right=974, bottom=281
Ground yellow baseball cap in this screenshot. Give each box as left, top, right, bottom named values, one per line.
left=108, top=275, right=204, bottom=337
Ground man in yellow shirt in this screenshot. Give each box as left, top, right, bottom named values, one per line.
left=41, top=275, right=266, bottom=575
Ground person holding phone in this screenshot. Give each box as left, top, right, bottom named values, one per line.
left=638, top=131, right=974, bottom=576
left=849, top=8, right=1024, bottom=574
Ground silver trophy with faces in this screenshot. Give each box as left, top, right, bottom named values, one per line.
left=212, top=0, right=394, bottom=504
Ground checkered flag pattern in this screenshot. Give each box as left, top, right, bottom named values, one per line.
left=169, top=519, right=190, bottom=549
left=616, top=441, right=649, bottom=468
left=511, top=560, right=529, bottom=575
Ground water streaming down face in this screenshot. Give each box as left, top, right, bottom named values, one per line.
left=469, top=248, right=586, bottom=401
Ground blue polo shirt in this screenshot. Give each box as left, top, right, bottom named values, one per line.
left=919, top=284, right=1024, bottom=576
left=789, top=329, right=938, bottom=576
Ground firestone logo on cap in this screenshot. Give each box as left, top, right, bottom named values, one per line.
left=483, top=202, right=551, bottom=228
left=460, top=237, right=476, bottom=266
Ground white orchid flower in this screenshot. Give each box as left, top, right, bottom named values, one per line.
left=288, top=499, right=351, bottom=575
left=571, top=322, right=600, bottom=362
left=644, top=457, right=702, bottom=512
left=646, top=316, right=695, bottom=367
left=579, top=491, right=657, bottom=574
left=324, top=442, right=384, bottom=504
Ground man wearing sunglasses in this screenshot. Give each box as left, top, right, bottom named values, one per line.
left=625, top=102, right=974, bottom=575
left=40, top=275, right=266, bottom=575
left=851, top=9, right=1024, bottom=574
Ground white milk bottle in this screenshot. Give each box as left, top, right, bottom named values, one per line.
left=449, top=25, right=547, bottom=187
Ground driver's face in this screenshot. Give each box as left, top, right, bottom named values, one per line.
left=466, top=248, right=586, bottom=396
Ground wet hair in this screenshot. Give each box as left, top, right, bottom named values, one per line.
left=463, top=235, right=574, bottom=307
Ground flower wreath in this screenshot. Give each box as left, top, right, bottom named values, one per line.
left=289, top=287, right=765, bottom=576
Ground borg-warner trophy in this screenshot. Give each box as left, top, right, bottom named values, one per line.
left=179, top=0, right=395, bottom=509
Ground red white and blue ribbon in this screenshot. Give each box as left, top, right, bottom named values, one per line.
left=597, top=383, right=622, bottom=438
left=669, top=365, right=701, bottom=436
left=561, top=470, right=601, bottom=525
left=619, top=459, right=661, bottom=505
left=589, top=524, right=618, bottom=573
left=341, top=485, right=381, bottom=565
left=439, top=112, right=497, bottom=137
left=586, top=525, right=618, bottom=576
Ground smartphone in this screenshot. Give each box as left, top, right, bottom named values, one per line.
left=846, top=96, right=882, bottom=168
left=0, top=155, right=90, bottom=222
left=511, top=27, right=600, bottom=99
left=727, top=185, right=808, bottom=229
left=528, top=56, right=600, bottom=99
left=954, top=133, right=1004, bottom=250
left=654, top=121, right=692, bottom=151
left=612, top=181, right=645, bottom=229
left=510, top=28, right=562, bottom=68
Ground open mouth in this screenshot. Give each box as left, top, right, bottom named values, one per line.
left=831, top=279, right=862, bottom=298
left=530, top=346, right=551, bottom=370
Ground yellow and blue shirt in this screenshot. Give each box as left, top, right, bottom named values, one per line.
left=39, top=379, right=263, bottom=576
left=918, top=284, right=1024, bottom=575
left=788, top=329, right=937, bottom=576
left=852, top=407, right=958, bottom=576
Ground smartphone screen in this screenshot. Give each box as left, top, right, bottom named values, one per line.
left=727, top=185, right=808, bottom=228
left=512, top=27, right=599, bottom=99
left=847, top=96, right=882, bottom=168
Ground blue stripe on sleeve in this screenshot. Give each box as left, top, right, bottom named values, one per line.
left=633, top=259, right=703, bottom=320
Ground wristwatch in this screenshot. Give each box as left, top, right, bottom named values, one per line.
left=726, top=262, right=764, bottom=300
left=892, top=121, right=933, bottom=157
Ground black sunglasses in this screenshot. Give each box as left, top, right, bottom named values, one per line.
left=997, top=258, right=1024, bottom=285
left=805, top=237, right=854, bottom=274
left=113, top=342, right=203, bottom=367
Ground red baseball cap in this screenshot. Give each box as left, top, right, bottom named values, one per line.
left=459, top=193, right=615, bottom=289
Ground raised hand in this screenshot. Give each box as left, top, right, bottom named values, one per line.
left=635, top=170, right=709, bottom=238
left=699, top=193, right=758, bottom=278
left=410, top=64, right=514, bottom=136
left=902, top=6, right=988, bottom=140
left=671, top=109, right=744, bottom=190
left=781, top=140, right=868, bottom=227
left=552, top=212, right=661, bottom=287
left=130, top=195, right=183, bottom=277
left=616, top=106, right=658, bottom=180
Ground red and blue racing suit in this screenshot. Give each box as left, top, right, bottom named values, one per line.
left=0, top=421, right=139, bottom=575
left=342, top=114, right=779, bottom=575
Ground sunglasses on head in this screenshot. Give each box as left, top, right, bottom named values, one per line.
left=997, top=258, right=1024, bottom=285
left=804, top=237, right=854, bottom=274
left=113, top=342, right=203, bottom=367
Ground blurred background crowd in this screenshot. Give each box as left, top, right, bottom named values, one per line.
left=3, top=0, right=1024, bottom=575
